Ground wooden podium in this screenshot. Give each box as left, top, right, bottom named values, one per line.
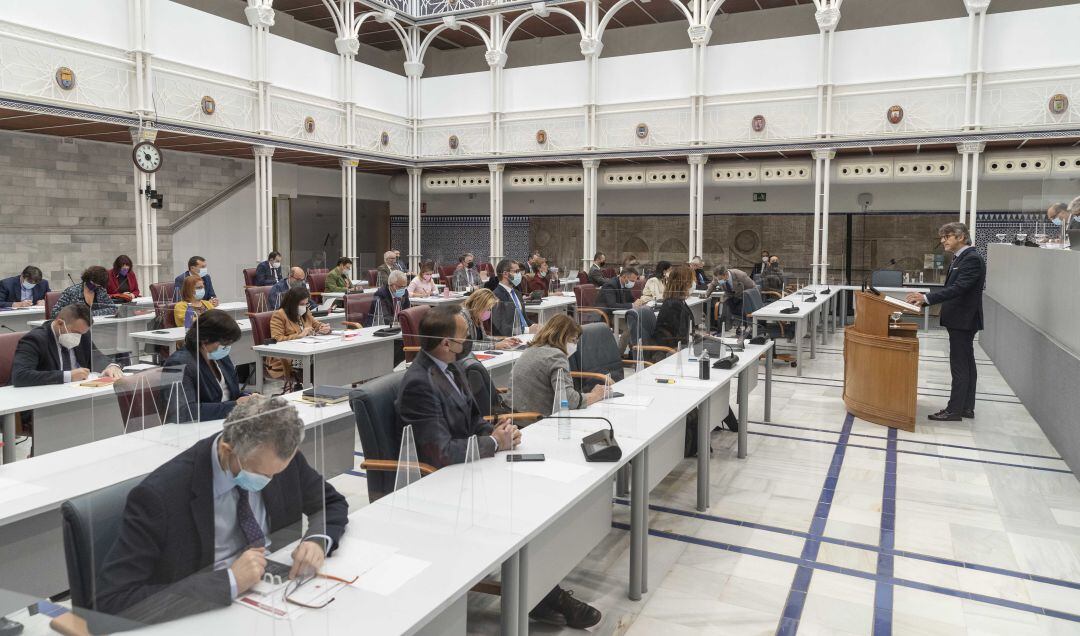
left=843, top=292, right=920, bottom=431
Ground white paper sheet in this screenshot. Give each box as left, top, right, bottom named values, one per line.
left=507, top=458, right=592, bottom=483
left=355, top=554, right=430, bottom=595
left=603, top=395, right=653, bottom=408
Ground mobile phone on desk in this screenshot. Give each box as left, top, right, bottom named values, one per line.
left=607, top=392, right=625, bottom=399
left=507, top=454, right=545, bottom=462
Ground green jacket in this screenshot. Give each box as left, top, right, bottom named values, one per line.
left=325, top=268, right=352, bottom=293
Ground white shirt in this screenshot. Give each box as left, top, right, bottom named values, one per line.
left=210, top=435, right=269, bottom=598
left=211, top=359, right=231, bottom=402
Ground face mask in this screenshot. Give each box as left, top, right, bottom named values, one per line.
left=289, top=279, right=304, bottom=288
left=194, top=288, right=206, bottom=300
left=511, top=273, right=522, bottom=286
left=56, top=322, right=81, bottom=349
left=271, top=261, right=281, bottom=269
left=479, top=309, right=491, bottom=322
left=119, top=267, right=130, bottom=276
left=297, top=305, right=307, bottom=316
left=624, top=280, right=635, bottom=289
left=199, top=267, right=208, bottom=277
left=1052, top=217, right=1062, bottom=226
left=762, top=257, right=769, bottom=263
left=466, top=261, right=475, bottom=269
left=231, top=453, right=271, bottom=492
left=393, top=287, right=406, bottom=298
left=423, top=273, right=433, bottom=281
left=566, top=342, right=577, bottom=357
left=21, top=280, right=35, bottom=290
left=343, top=268, right=351, bottom=276
left=598, top=261, right=606, bottom=267
left=208, top=344, right=231, bottom=360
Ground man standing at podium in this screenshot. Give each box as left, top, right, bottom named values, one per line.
left=906, top=222, right=985, bottom=422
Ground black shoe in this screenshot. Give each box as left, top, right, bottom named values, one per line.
left=928, top=410, right=962, bottom=422
left=962, top=409, right=975, bottom=419
left=529, top=589, right=601, bottom=629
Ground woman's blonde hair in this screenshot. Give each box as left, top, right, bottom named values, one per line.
left=462, top=287, right=498, bottom=322
left=664, top=264, right=693, bottom=299
left=530, top=313, right=582, bottom=354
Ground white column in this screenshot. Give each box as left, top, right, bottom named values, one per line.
left=687, top=155, right=707, bottom=259
left=335, top=35, right=360, bottom=148
left=404, top=58, right=424, bottom=159
left=341, top=159, right=358, bottom=270
left=812, top=149, right=835, bottom=285
left=814, top=4, right=840, bottom=138
left=581, top=0, right=601, bottom=150
left=253, top=146, right=275, bottom=261
left=963, top=0, right=991, bottom=129
left=128, top=0, right=153, bottom=116
left=957, top=142, right=985, bottom=241
left=582, top=159, right=599, bottom=270
left=486, top=25, right=506, bottom=154
left=130, top=126, right=159, bottom=286
left=407, top=168, right=423, bottom=272
left=489, top=163, right=505, bottom=262
left=687, top=13, right=711, bottom=145
left=245, top=2, right=275, bottom=135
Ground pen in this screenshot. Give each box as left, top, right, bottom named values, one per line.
left=655, top=378, right=675, bottom=384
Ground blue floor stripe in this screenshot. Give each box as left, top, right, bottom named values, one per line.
left=760, top=377, right=1022, bottom=404
left=749, top=420, right=1064, bottom=462
left=774, top=413, right=854, bottom=635
left=353, top=451, right=365, bottom=457
left=610, top=522, right=1080, bottom=625
left=345, top=469, right=367, bottom=478
left=873, top=428, right=898, bottom=636
left=748, top=430, right=1073, bottom=474
left=775, top=372, right=1017, bottom=399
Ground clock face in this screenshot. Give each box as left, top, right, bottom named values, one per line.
left=132, top=141, right=162, bottom=173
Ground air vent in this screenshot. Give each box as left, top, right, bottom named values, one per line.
left=894, top=157, right=954, bottom=180
left=424, top=174, right=459, bottom=190
left=760, top=162, right=813, bottom=184
left=836, top=161, right=893, bottom=181
left=710, top=163, right=760, bottom=184
left=602, top=170, right=646, bottom=187
left=457, top=172, right=490, bottom=191
left=1051, top=152, right=1080, bottom=177
left=546, top=170, right=584, bottom=188
left=983, top=153, right=1052, bottom=179
left=645, top=167, right=690, bottom=186
left=508, top=172, right=547, bottom=188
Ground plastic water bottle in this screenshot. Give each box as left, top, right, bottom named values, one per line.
left=558, top=399, right=570, bottom=440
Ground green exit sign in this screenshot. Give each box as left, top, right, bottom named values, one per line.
left=753, top=192, right=767, bottom=202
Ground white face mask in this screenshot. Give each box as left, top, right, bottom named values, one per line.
left=298, top=305, right=307, bottom=316
left=56, top=322, right=81, bottom=349
left=199, top=267, right=208, bottom=277
left=271, top=261, right=281, bottom=269
left=566, top=342, right=577, bottom=357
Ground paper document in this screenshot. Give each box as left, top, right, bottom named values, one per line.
left=882, top=295, right=922, bottom=313
left=604, top=395, right=653, bottom=408
left=355, top=554, right=430, bottom=596
left=508, top=458, right=592, bottom=483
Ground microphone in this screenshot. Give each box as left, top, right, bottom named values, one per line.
left=776, top=299, right=799, bottom=314
left=558, top=415, right=621, bottom=462
left=0, top=325, right=14, bottom=333
left=712, top=341, right=740, bottom=370
left=68, top=273, right=78, bottom=286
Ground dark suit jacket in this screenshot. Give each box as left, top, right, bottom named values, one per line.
left=653, top=298, right=695, bottom=350
left=926, top=247, right=985, bottom=331
left=597, top=277, right=634, bottom=315
left=587, top=264, right=606, bottom=287
left=397, top=351, right=496, bottom=468
left=369, top=285, right=411, bottom=326
left=693, top=268, right=710, bottom=290
left=173, top=272, right=217, bottom=301
left=253, top=260, right=282, bottom=287
left=0, top=276, right=49, bottom=309
left=492, top=283, right=534, bottom=336
left=161, top=349, right=244, bottom=422
left=96, top=434, right=348, bottom=623
left=12, top=322, right=115, bottom=387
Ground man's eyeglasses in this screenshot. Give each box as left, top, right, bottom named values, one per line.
left=283, top=572, right=359, bottom=609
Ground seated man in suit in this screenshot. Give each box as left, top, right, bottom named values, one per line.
left=375, top=251, right=397, bottom=288
left=587, top=252, right=607, bottom=287
left=96, top=396, right=348, bottom=624
left=707, top=265, right=756, bottom=334
left=0, top=265, right=50, bottom=309
left=452, top=252, right=482, bottom=291
left=596, top=266, right=645, bottom=317
left=751, top=250, right=770, bottom=278
left=397, top=306, right=601, bottom=629
left=689, top=256, right=710, bottom=289
left=325, top=257, right=363, bottom=294
left=491, top=259, right=540, bottom=337
left=371, top=270, right=411, bottom=326
left=392, top=249, right=408, bottom=272
left=12, top=303, right=123, bottom=386
left=174, top=255, right=218, bottom=305
left=269, top=267, right=316, bottom=311
left=253, top=251, right=283, bottom=287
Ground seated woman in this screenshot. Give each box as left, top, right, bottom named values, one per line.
left=508, top=314, right=607, bottom=417
left=652, top=263, right=696, bottom=352
left=640, top=260, right=670, bottom=304
left=161, top=309, right=250, bottom=422
left=52, top=265, right=117, bottom=318
left=174, top=274, right=214, bottom=328
left=325, top=257, right=361, bottom=293
left=524, top=258, right=562, bottom=297
left=269, top=286, right=331, bottom=391
left=106, top=254, right=140, bottom=302
left=458, top=288, right=521, bottom=355
left=406, top=261, right=438, bottom=298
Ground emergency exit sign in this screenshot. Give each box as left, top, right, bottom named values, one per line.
left=753, top=193, right=766, bottom=202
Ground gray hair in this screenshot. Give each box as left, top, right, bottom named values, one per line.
left=388, top=270, right=408, bottom=286
left=384, top=250, right=396, bottom=260
left=938, top=221, right=971, bottom=245
left=222, top=396, right=304, bottom=459
left=713, top=265, right=729, bottom=277
left=1050, top=202, right=1068, bottom=216
left=1069, top=195, right=1080, bottom=214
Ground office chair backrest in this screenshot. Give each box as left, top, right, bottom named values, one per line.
left=574, top=283, right=598, bottom=308
left=242, top=268, right=258, bottom=287
left=871, top=270, right=903, bottom=288
left=742, top=288, right=764, bottom=318
left=308, top=268, right=329, bottom=275
left=367, top=269, right=379, bottom=287
left=570, top=322, right=625, bottom=389
left=115, top=368, right=165, bottom=433
left=149, top=282, right=175, bottom=306
left=625, top=306, right=658, bottom=346
left=245, top=285, right=273, bottom=314
left=439, top=265, right=457, bottom=281
left=479, top=262, right=495, bottom=276
left=0, top=331, right=26, bottom=386
left=162, top=302, right=178, bottom=329
left=577, top=270, right=589, bottom=285
left=602, top=267, right=617, bottom=278
left=44, top=291, right=62, bottom=319
left=349, top=371, right=406, bottom=502
left=307, top=272, right=328, bottom=295
left=248, top=310, right=275, bottom=346
left=460, top=355, right=496, bottom=418
left=397, top=305, right=429, bottom=363
left=61, top=476, right=144, bottom=610
left=345, top=294, right=375, bottom=325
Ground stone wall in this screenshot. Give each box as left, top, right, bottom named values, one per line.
left=0, top=129, right=251, bottom=288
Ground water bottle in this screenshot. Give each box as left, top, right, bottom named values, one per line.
left=558, top=399, right=570, bottom=440
left=699, top=351, right=710, bottom=380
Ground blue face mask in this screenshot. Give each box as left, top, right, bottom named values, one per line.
left=231, top=454, right=271, bottom=492
left=194, top=288, right=206, bottom=300
left=511, top=273, right=522, bottom=286
left=624, top=280, right=636, bottom=289
left=208, top=344, right=231, bottom=360
left=393, top=287, right=406, bottom=298
left=1052, top=217, right=1063, bottom=226
left=21, top=280, right=35, bottom=290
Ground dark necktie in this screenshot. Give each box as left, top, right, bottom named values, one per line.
left=235, top=489, right=265, bottom=548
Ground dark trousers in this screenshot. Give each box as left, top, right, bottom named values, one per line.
left=946, top=328, right=977, bottom=413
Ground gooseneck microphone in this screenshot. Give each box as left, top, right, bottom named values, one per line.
left=776, top=299, right=799, bottom=314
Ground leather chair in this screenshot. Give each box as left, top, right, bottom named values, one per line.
left=163, top=302, right=179, bottom=329
left=61, top=476, right=144, bottom=610
left=367, top=269, right=379, bottom=288
left=569, top=322, right=632, bottom=392
left=44, top=291, right=62, bottom=319
left=397, top=305, right=429, bottom=363
left=115, top=368, right=166, bottom=433
left=248, top=311, right=274, bottom=347
left=573, top=283, right=609, bottom=326
left=244, top=285, right=273, bottom=314
left=309, top=268, right=329, bottom=275
left=478, top=262, right=495, bottom=277
left=149, top=281, right=175, bottom=305
left=349, top=372, right=421, bottom=503
left=307, top=272, right=328, bottom=299
left=625, top=306, right=675, bottom=364
left=577, top=271, right=589, bottom=285
left=601, top=267, right=617, bottom=279
left=0, top=331, right=25, bottom=386
left=345, top=294, right=375, bottom=327
left=242, top=267, right=258, bottom=287
left=438, top=265, right=457, bottom=281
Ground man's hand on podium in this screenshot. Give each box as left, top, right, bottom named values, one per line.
left=905, top=292, right=927, bottom=307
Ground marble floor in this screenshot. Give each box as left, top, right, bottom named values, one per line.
left=326, top=319, right=1080, bottom=635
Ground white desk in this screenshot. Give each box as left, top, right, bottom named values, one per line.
left=523, top=294, right=576, bottom=324
left=0, top=305, right=45, bottom=332
left=749, top=286, right=835, bottom=376
left=0, top=394, right=356, bottom=597
left=409, top=293, right=467, bottom=307
left=251, top=326, right=402, bottom=393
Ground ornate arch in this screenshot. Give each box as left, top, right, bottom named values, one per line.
left=597, top=0, right=693, bottom=42
left=351, top=12, right=413, bottom=59
left=499, top=7, right=586, bottom=53
left=417, top=20, right=493, bottom=65
left=703, top=0, right=733, bottom=27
